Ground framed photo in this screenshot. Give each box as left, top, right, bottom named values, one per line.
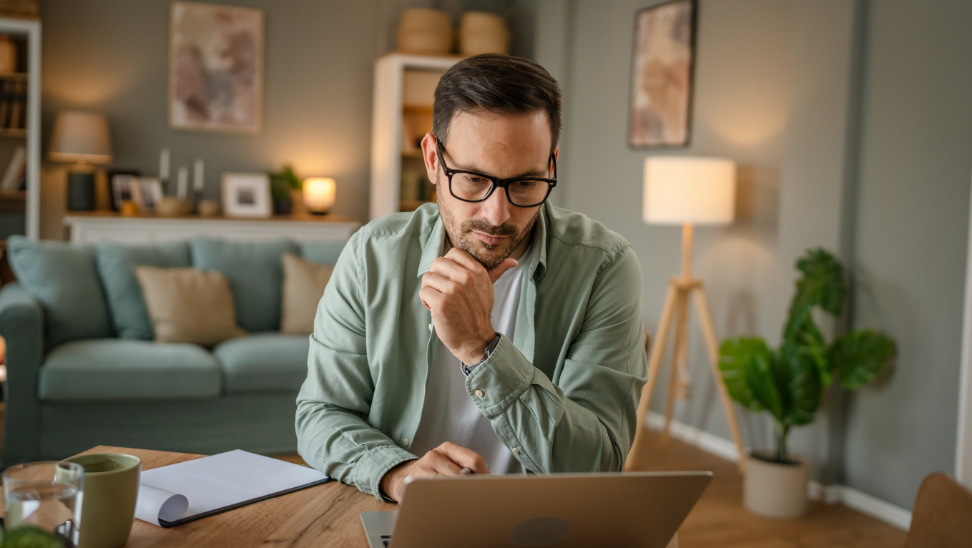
left=129, top=177, right=164, bottom=213
left=169, top=2, right=264, bottom=133
left=109, top=171, right=140, bottom=211
left=222, top=172, right=271, bottom=217
left=628, top=0, right=696, bottom=148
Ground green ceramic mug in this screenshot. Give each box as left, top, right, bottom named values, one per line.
left=62, top=453, right=141, bottom=548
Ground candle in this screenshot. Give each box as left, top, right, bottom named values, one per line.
left=160, top=149, right=170, bottom=180
left=194, top=159, right=204, bottom=192
left=177, top=166, right=188, bottom=198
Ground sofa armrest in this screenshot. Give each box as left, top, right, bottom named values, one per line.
left=0, top=282, right=45, bottom=466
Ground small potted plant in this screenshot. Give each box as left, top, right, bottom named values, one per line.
left=269, top=164, right=302, bottom=216
left=719, top=248, right=896, bottom=518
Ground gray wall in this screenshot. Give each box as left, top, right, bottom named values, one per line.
left=845, top=0, right=972, bottom=508
left=38, top=0, right=531, bottom=239
left=540, top=0, right=972, bottom=510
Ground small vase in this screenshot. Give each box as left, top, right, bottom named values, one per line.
left=743, top=452, right=811, bottom=518
left=273, top=196, right=293, bottom=216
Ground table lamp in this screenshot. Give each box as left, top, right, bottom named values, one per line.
left=631, top=156, right=747, bottom=473
left=49, top=111, right=112, bottom=211
left=303, top=177, right=336, bottom=215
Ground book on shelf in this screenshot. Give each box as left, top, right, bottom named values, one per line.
left=7, top=80, right=24, bottom=129
left=1, top=145, right=25, bottom=191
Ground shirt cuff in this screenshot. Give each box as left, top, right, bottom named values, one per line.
left=463, top=335, right=533, bottom=418
left=352, top=444, right=418, bottom=502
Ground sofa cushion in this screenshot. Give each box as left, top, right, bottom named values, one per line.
left=96, top=241, right=191, bottom=340
left=280, top=253, right=333, bottom=335
left=6, top=236, right=112, bottom=350
left=191, top=238, right=297, bottom=332
left=39, top=339, right=222, bottom=401
left=213, top=333, right=309, bottom=393
left=299, top=241, right=346, bottom=265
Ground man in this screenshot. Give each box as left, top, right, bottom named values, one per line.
left=296, top=54, right=648, bottom=502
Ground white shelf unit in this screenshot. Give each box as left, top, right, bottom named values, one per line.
left=0, top=17, right=39, bottom=239
left=369, top=53, right=460, bottom=220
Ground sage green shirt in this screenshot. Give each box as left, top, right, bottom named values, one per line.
left=296, top=202, right=648, bottom=501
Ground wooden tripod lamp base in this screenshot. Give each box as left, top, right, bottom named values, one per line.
left=627, top=156, right=745, bottom=474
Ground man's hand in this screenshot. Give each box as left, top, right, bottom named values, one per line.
left=420, top=248, right=517, bottom=365
left=380, top=442, right=490, bottom=502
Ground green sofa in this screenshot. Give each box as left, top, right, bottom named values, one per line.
left=0, top=235, right=346, bottom=467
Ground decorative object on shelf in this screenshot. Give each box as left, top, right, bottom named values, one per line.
left=0, top=35, right=15, bottom=74
left=221, top=172, right=271, bottom=218
left=193, top=158, right=205, bottom=209
left=49, top=110, right=112, bottom=211
left=197, top=199, right=221, bottom=217
left=396, top=8, right=452, bottom=55
left=169, top=2, right=263, bottom=133
left=0, top=0, right=38, bottom=19
left=269, top=164, right=301, bottom=215
left=159, top=148, right=170, bottom=194
left=107, top=169, right=140, bottom=211
left=458, top=12, right=510, bottom=56
left=119, top=200, right=139, bottom=217
left=719, top=248, right=897, bottom=518
left=303, top=177, right=336, bottom=215
left=629, top=0, right=696, bottom=148
left=629, top=156, right=744, bottom=473
left=158, top=196, right=192, bottom=217
left=0, top=144, right=24, bottom=191
left=129, top=177, right=164, bottom=213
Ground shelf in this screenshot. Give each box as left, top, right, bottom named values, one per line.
left=0, top=190, right=25, bottom=212
left=0, top=72, right=26, bottom=81
left=0, top=128, right=26, bottom=138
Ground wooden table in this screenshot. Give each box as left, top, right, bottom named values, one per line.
left=74, top=446, right=393, bottom=548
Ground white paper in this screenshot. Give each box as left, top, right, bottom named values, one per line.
left=134, top=450, right=328, bottom=527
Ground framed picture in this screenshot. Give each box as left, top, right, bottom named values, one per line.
left=628, top=0, right=696, bottom=148
left=129, top=177, right=164, bottom=213
left=222, top=172, right=271, bottom=217
left=169, top=2, right=264, bottom=133
left=109, top=171, right=140, bottom=211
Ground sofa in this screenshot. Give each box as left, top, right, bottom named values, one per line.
left=0, top=235, right=347, bottom=467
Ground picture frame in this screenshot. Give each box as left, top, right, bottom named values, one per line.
left=628, top=0, right=697, bottom=148
left=222, top=172, right=271, bottom=218
left=109, top=170, right=140, bottom=211
left=169, top=1, right=264, bottom=134
left=130, top=177, right=164, bottom=213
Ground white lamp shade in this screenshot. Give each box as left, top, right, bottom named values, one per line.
left=643, top=156, right=736, bottom=225
left=49, top=111, right=112, bottom=164
left=303, top=177, right=336, bottom=213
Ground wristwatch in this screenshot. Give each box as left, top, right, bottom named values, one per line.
left=461, top=333, right=502, bottom=374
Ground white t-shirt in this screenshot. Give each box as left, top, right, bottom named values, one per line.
left=408, top=244, right=531, bottom=474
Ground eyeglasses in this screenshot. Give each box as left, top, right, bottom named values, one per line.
left=435, top=138, right=557, bottom=208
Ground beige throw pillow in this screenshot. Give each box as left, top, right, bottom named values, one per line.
left=281, top=252, right=334, bottom=335
left=135, top=266, right=246, bottom=346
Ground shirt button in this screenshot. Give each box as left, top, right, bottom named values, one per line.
left=474, top=389, right=484, bottom=398
left=403, top=438, right=409, bottom=446
left=512, top=447, right=520, bottom=455
left=428, top=323, right=433, bottom=332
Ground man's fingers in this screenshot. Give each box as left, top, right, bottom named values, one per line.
left=487, top=258, right=519, bottom=284
left=418, top=286, right=443, bottom=311
left=445, top=247, right=487, bottom=273
left=421, top=271, right=459, bottom=295
left=425, top=450, right=463, bottom=476
left=430, top=256, right=474, bottom=284
left=435, top=442, right=491, bottom=475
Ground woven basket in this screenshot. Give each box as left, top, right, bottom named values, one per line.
left=397, top=8, right=453, bottom=55
left=458, top=12, right=510, bottom=56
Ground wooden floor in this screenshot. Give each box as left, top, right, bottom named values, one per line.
left=278, top=427, right=907, bottom=548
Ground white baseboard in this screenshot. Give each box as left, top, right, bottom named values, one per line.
left=644, top=412, right=912, bottom=531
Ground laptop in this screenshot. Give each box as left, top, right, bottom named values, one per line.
left=361, top=471, right=712, bottom=548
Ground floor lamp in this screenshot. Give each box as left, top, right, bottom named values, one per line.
left=629, top=156, right=747, bottom=474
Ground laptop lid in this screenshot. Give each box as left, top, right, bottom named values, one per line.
left=385, top=471, right=712, bottom=548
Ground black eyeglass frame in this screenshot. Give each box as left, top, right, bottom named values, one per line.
left=435, top=138, right=557, bottom=208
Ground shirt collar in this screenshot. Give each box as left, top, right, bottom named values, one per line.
left=416, top=203, right=550, bottom=281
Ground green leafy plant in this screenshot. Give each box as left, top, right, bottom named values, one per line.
left=0, top=525, right=67, bottom=548
left=719, top=248, right=897, bottom=464
left=268, top=164, right=302, bottom=201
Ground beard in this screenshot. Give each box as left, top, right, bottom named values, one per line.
left=436, top=172, right=540, bottom=270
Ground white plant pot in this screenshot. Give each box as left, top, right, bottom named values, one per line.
left=743, top=452, right=811, bottom=518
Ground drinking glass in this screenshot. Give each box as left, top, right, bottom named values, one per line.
left=3, top=461, right=85, bottom=547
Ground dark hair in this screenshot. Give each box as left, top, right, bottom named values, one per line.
left=433, top=53, right=562, bottom=152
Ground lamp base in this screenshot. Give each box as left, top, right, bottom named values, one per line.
left=309, top=210, right=329, bottom=216
left=67, top=170, right=96, bottom=211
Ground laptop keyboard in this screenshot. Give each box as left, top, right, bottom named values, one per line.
left=381, top=534, right=392, bottom=547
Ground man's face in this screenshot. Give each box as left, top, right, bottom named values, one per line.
left=423, top=110, right=556, bottom=270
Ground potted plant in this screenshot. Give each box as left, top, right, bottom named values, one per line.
left=719, top=248, right=896, bottom=518
left=269, top=164, right=302, bottom=216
